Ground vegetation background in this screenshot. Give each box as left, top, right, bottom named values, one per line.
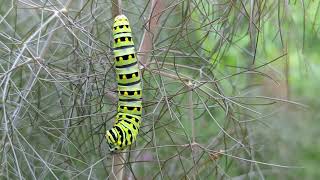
left=0, top=0, right=319, bottom=179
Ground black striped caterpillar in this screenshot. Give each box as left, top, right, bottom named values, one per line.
left=105, top=15, right=142, bottom=152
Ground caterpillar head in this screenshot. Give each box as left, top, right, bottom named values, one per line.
left=114, top=14, right=128, bottom=22
left=105, top=129, right=121, bottom=152
left=113, top=14, right=131, bottom=36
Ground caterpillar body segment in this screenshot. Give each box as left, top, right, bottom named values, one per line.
left=117, top=100, right=142, bottom=116
left=106, top=15, right=142, bottom=152
left=118, top=83, right=142, bottom=100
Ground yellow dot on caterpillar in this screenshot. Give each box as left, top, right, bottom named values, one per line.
left=124, top=92, right=128, bottom=96
left=117, top=38, right=121, bottom=43
left=134, top=91, right=137, bottom=95
left=125, top=37, right=128, bottom=42
left=119, top=57, right=123, bottom=61
left=124, top=107, right=128, bottom=111
left=132, top=74, right=136, bottom=78
left=133, top=107, right=137, bottom=111
left=122, top=75, right=127, bottom=79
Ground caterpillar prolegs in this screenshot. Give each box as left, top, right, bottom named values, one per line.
left=105, top=15, right=142, bottom=152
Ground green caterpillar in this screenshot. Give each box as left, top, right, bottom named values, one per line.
left=105, top=15, right=142, bottom=152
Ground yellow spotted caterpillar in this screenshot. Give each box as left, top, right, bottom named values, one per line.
left=105, top=15, right=142, bottom=152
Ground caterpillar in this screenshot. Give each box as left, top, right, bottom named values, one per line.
left=105, top=15, right=142, bottom=152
